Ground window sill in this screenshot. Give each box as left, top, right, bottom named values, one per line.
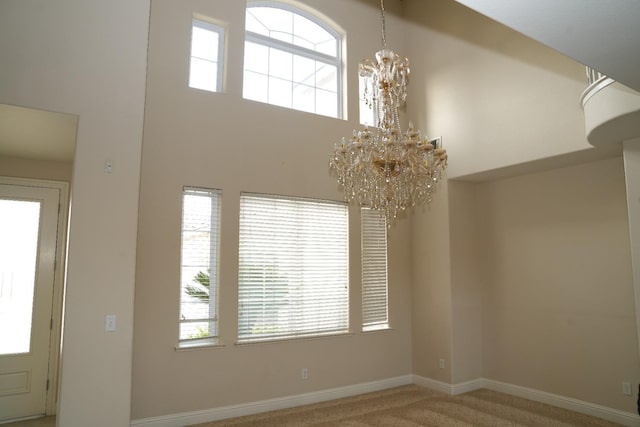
left=175, top=340, right=225, bottom=352
left=362, top=325, right=392, bottom=333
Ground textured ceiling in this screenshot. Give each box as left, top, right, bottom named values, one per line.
left=455, top=0, right=640, bottom=92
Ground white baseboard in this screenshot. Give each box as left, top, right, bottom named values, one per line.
left=481, top=379, right=640, bottom=427
left=413, top=375, right=640, bottom=427
left=131, top=375, right=640, bottom=427
left=411, top=375, right=485, bottom=396
left=130, top=375, right=413, bottom=427
left=451, top=378, right=485, bottom=395
left=411, top=375, right=454, bottom=394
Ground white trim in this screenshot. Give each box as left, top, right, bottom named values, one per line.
left=580, top=76, right=616, bottom=107
left=411, top=375, right=454, bottom=395
left=451, top=378, right=485, bottom=395
left=46, top=179, right=69, bottom=417
left=411, top=376, right=485, bottom=396
left=481, top=379, right=640, bottom=427
left=413, top=375, right=640, bottom=427
left=130, top=375, right=412, bottom=427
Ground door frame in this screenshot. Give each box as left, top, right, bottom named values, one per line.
left=0, top=176, right=69, bottom=416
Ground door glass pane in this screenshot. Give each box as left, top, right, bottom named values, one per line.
left=0, top=199, right=41, bottom=355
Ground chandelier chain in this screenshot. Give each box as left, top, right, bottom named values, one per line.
left=380, top=0, right=387, bottom=49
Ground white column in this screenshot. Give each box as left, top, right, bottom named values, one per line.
left=623, top=137, right=640, bottom=354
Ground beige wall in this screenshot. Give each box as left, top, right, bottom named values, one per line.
left=2, top=0, right=638, bottom=423
left=478, top=157, right=640, bottom=412
left=405, top=0, right=640, bottom=414
left=449, top=181, right=484, bottom=384
left=132, top=0, right=412, bottom=419
left=0, top=1, right=149, bottom=426
left=404, top=0, right=595, bottom=180
left=0, top=156, right=73, bottom=182
left=411, top=184, right=453, bottom=382
left=131, top=0, right=640, bottom=418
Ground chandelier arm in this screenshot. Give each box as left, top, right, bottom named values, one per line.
left=394, top=94, right=401, bottom=132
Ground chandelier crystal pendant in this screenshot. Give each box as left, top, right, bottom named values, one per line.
left=329, top=0, right=447, bottom=227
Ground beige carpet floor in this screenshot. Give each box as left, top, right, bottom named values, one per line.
left=193, top=385, right=622, bottom=426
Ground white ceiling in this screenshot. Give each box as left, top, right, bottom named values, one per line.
left=0, top=104, right=77, bottom=163
left=455, top=0, right=640, bottom=93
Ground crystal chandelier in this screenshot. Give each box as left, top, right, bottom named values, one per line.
left=329, top=0, right=447, bottom=226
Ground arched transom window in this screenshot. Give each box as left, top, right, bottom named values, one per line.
left=243, top=2, right=342, bottom=118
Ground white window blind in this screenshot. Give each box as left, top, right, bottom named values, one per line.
left=238, top=193, right=349, bottom=342
left=361, top=208, right=389, bottom=331
left=190, top=19, right=224, bottom=92
left=179, top=187, right=221, bottom=346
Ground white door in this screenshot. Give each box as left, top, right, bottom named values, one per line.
left=0, top=182, right=61, bottom=422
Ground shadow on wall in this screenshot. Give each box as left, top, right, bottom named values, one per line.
left=356, top=0, right=586, bottom=84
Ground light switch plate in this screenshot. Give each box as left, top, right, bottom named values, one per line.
left=105, top=314, right=117, bottom=332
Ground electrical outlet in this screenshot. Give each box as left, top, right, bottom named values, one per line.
left=301, top=368, right=309, bottom=380
left=623, top=382, right=632, bottom=396
left=439, top=359, right=445, bottom=369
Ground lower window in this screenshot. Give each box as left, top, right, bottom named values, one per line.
left=178, top=187, right=221, bottom=346
left=237, top=193, right=349, bottom=342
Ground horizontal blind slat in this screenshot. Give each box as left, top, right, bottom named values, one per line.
left=361, top=208, right=388, bottom=328
left=238, top=193, right=349, bottom=342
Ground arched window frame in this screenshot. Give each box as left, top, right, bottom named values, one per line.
left=243, top=1, right=343, bottom=119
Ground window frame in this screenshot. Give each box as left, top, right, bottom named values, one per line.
left=243, top=1, right=343, bottom=118
left=189, top=18, right=225, bottom=93
left=178, top=186, right=222, bottom=348
left=237, top=192, right=350, bottom=343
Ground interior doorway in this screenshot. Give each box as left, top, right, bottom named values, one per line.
left=0, top=103, right=75, bottom=424
left=0, top=178, right=68, bottom=423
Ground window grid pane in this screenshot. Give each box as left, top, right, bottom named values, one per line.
left=293, top=83, right=315, bottom=113
left=243, top=70, right=269, bottom=102
left=269, top=48, right=293, bottom=80
left=238, top=194, right=349, bottom=342
left=179, top=188, right=221, bottom=344
left=244, top=41, right=269, bottom=73
left=190, top=20, right=224, bottom=93
left=191, top=26, right=219, bottom=60
left=292, top=56, right=316, bottom=85
left=316, top=88, right=337, bottom=118
left=316, top=63, right=337, bottom=91
left=362, top=208, right=389, bottom=331
left=268, top=76, right=293, bottom=108
left=189, top=58, right=219, bottom=92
